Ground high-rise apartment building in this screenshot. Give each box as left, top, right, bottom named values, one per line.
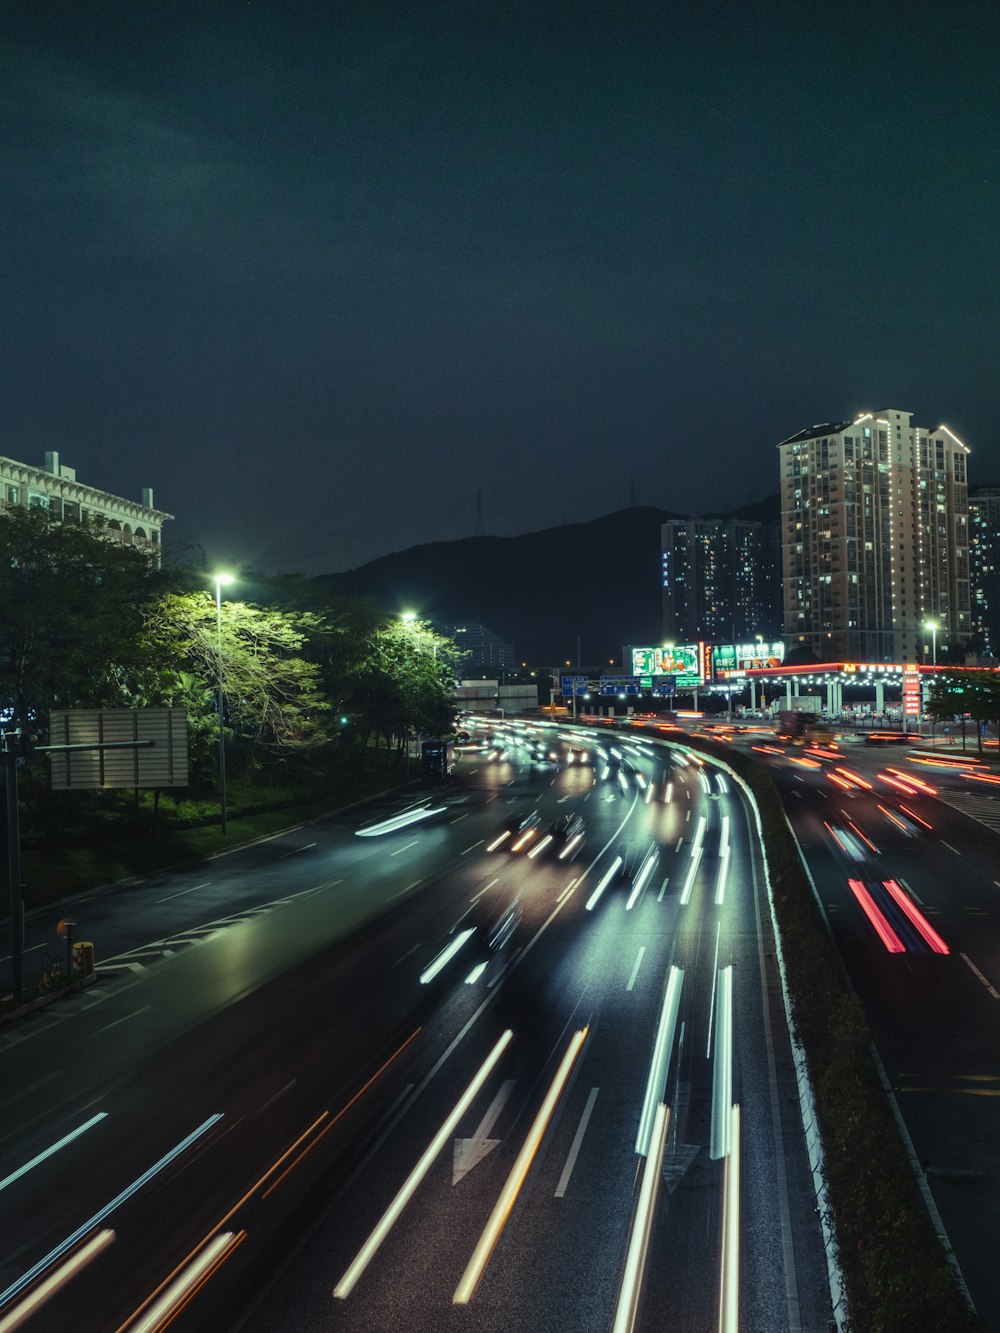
left=969, top=484, right=1000, bottom=657
left=661, top=518, right=780, bottom=642
left=778, top=409, right=970, bottom=662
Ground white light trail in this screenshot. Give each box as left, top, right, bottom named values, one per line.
left=714, top=814, right=731, bottom=906
left=355, top=805, right=446, bottom=837
left=486, top=830, right=511, bottom=852
left=420, top=928, right=476, bottom=985
left=718, top=1105, right=741, bottom=1333
left=454, top=1028, right=588, bottom=1303
left=0, top=1113, right=108, bottom=1194
left=0, top=1116, right=223, bottom=1310
left=635, top=967, right=683, bottom=1156
left=558, top=833, right=584, bottom=861
left=0, top=1229, right=114, bottom=1333
left=124, top=1231, right=243, bottom=1333
left=626, top=850, right=659, bottom=911
left=613, top=1102, right=669, bottom=1333
left=585, top=856, right=623, bottom=911
left=335, top=1031, right=514, bottom=1300
left=710, top=966, right=734, bottom=1160
left=664, top=781, right=673, bottom=804
left=527, top=834, right=553, bottom=859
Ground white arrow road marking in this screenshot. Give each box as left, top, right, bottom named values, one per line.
left=453, top=1080, right=516, bottom=1184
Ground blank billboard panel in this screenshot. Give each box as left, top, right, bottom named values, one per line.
left=48, top=708, right=189, bottom=790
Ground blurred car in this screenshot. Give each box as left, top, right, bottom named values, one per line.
left=548, top=812, right=585, bottom=859
left=488, top=808, right=541, bottom=851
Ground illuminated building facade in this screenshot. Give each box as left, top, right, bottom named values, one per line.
left=0, top=449, right=171, bottom=562
left=660, top=518, right=780, bottom=642
left=969, top=484, right=1000, bottom=657
left=778, top=410, right=970, bottom=662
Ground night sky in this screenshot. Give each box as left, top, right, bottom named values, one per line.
left=4, top=2, right=999, bottom=575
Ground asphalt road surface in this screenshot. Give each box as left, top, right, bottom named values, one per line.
left=0, top=722, right=832, bottom=1332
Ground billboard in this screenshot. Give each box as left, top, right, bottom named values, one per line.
left=630, top=645, right=703, bottom=689
left=49, top=708, right=189, bottom=790
left=711, top=641, right=786, bottom=677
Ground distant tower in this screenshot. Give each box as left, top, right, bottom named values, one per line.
left=476, top=489, right=485, bottom=536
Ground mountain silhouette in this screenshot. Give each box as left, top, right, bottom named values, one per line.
left=322, top=497, right=780, bottom=665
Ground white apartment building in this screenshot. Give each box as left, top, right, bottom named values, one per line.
left=0, top=450, right=172, bottom=561
left=778, top=409, right=970, bottom=662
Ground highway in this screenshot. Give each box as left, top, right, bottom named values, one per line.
left=716, top=724, right=1000, bottom=1329
left=0, top=722, right=831, bottom=1332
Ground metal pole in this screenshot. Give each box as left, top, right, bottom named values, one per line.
left=216, top=581, right=228, bottom=835
left=3, top=734, right=24, bottom=1004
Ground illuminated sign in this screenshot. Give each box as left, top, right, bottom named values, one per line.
left=631, top=645, right=703, bottom=688
left=902, top=668, right=922, bottom=717
left=711, top=642, right=785, bottom=676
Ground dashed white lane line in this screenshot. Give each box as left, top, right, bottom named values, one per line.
left=390, top=839, right=420, bottom=857
left=941, top=841, right=962, bottom=857
left=554, top=1087, right=599, bottom=1198
left=626, top=948, right=646, bottom=992
left=279, top=842, right=317, bottom=858
left=156, top=881, right=211, bottom=905
left=461, top=841, right=485, bottom=855
left=961, top=954, right=1000, bottom=999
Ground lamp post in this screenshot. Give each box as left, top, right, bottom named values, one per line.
left=924, top=618, right=939, bottom=667
left=401, top=611, right=418, bottom=767
left=214, top=573, right=235, bottom=834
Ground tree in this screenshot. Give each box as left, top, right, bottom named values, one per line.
left=347, top=618, right=465, bottom=763
left=132, top=592, right=332, bottom=767
left=925, top=669, right=1000, bottom=754
left=0, top=507, right=164, bottom=729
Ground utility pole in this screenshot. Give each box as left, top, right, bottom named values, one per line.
left=3, top=731, right=25, bottom=1004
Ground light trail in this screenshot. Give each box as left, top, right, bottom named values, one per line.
left=718, top=1105, right=741, bottom=1333
left=334, top=1031, right=514, bottom=1299
left=121, top=1231, right=245, bottom=1333
left=847, top=879, right=905, bottom=953
left=420, top=928, right=476, bottom=985
left=626, top=849, right=659, bottom=911
left=0, top=1229, right=114, bottom=1333
left=586, top=856, right=623, bottom=912
left=636, top=967, right=684, bottom=1156
left=612, top=1102, right=669, bottom=1333
left=355, top=805, right=446, bottom=837
left=882, top=879, right=949, bottom=954
left=0, top=1116, right=223, bottom=1310
left=710, top=967, right=734, bottom=1160
left=454, top=1028, right=588, bottom=1304
left=0, top=1112, right=108, bottom=1194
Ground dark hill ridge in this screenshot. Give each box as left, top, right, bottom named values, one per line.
left=322, top=497, right=780, bottom=665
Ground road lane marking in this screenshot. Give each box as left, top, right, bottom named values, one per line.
left=390, top=839, right=420, bottom=857
left=155, top=881, right=212, bottom=905
left=334, top=1031, right=514, bottom=1300
left=0, top=942, right=45, bottom=963
left=554, top=1086, right=599, bottom=1197
left=449, top=813, right=469, bottom=823
left=389, top=880, right=422, bottom=900
left=961, top=953, right=1000, bottom=999
left=626, top=948, right=646, bottom=991
left=940, top=841, right=962, bottom=856
left=92, top=1006, right=150, bottom=1037
left=279, top=842, right=317, bottom=858
left=461, top=840, right=485, bottom=855
left=657, top=877, right=669, bottom=902
left=454, top=1028, right=588, bottom=1303
left=453, top=1079, right=516, bottom=1183
left=470, top=878, right=499, bottom=901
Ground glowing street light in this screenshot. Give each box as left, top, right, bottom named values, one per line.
left=924, top=618, right=940, bottom=666
left=214, top=572, right=235, bottom=834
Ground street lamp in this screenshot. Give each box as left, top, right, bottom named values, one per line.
left=924, top=618, right=940, bottom=666
left=214, top=572, right=235, bottom=834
